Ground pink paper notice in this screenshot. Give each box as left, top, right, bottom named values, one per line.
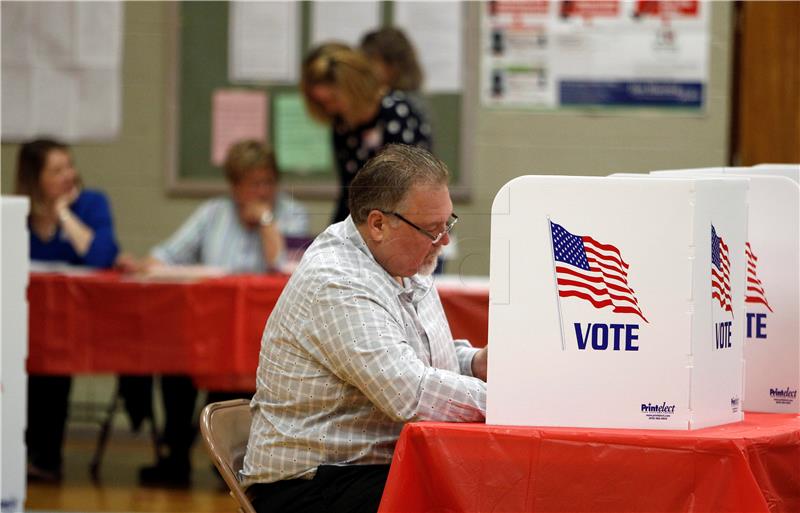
left=211, top=89, right=268, bottom=165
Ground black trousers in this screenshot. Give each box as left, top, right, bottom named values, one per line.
left=248, top=464, right=391, bottom=513
left=27, top=375, right=72, bottom=473
left=158, top=375, right=198, bottom=468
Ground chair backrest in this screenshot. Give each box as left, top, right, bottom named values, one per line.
left=200, top=399, right=257, bottom=513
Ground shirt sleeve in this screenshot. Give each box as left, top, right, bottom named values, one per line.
left=276, top=195, right=310, bottom=237
left=78, top=192, right=119, bottom=268
left=306, top=280, right=486, bottom=423
left=454, top=340, right=480, bottom=377
left=151, top=203, right=209, bottom=265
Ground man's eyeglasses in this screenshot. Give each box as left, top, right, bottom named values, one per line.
left=381, top=211, right=458, bottom=244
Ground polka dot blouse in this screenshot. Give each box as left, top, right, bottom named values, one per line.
left=331, top=90, right=433, bottom=223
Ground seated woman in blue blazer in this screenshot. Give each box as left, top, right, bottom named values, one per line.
left=16, top=138, right=120, bottom=482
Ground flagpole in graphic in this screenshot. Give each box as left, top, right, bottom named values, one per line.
left=547, top=217, right=567, bottom=351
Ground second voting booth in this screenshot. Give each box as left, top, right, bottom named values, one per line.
left=650, top=167, right=800, bottom=414
left=487, top=176, right=748, bottom=430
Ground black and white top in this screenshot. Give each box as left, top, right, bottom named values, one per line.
left=331, top=90, right=432, bottom=223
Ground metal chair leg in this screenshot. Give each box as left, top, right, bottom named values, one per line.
left=89, top=382, right=121, bottom=482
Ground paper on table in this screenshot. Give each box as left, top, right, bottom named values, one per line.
left=394, top=1, right=463, bottom=93
left=310, top=1, right=381, bottom=46
left=229, top=1, right=299, bottom=83
left=274, top=92, right=333, bottom=174
left=29, top=261, right=97, bottom=276
left=434, top=274, right=490, bottom=292
left=211, top=89, right=268, bottom=166
left=133, top=265, right=229, bottom=283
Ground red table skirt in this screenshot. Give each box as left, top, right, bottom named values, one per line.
left=27, top=272, right=489, bottom=390
left=379, top=413, right=800, bottom=513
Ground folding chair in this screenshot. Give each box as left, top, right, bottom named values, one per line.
left=200, top=399, right=256, bottom=513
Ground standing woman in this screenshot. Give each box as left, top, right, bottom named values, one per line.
left=301, top=44, right=432, bottom=223
left=16, top=138, right=120, bottom=481
left=360, top=27, right=424, bottom=98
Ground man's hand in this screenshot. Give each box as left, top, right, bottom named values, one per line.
left=471, top=347, right=488, bottom=381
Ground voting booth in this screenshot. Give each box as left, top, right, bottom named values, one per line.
left=752, top=163, right=800, bottom=184
left=1, top=197, right=29, bottom=512
left=487, top=176, right=747, bottom=430
left=650, top=168, right=800, bottom=413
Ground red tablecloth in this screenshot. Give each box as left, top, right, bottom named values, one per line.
left=27, top=272, right=489, bottom=389
left=379, top=413, right=800, bottom=513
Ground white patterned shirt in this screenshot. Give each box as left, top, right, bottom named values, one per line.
left=151, top=193, right=308, bottom=273
left=241, top=217, right=486, bottom=486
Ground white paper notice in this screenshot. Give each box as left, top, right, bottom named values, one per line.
left=310, top=1, right=381, bottom=46
left=1, top=67, right=33, bottom=140
left=76, top=69, right=121, bottom=140
left=229, top=1, right=299, bottom=83
left=1, top=2, right=32, bottom=66
left=394, top=1, right=463, bottom=93
left=211, top=89, right=269, bottom=166
left=32, top=66, right=78, bottom=140
left=1, top=2, right=124, bottom=142
left=481, top=1, right=710, bottom=110
left=32, top=1, right=74, bottom=65
left=76, top=2, right=123, bottom=67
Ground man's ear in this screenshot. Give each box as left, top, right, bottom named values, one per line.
left=365, top=210, right=386, bottom=242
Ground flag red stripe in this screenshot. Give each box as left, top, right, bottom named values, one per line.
left=611, top=305, right=648, bottom=322
left=584, top=246, right=628, bottom=274
left=586, top=256, right=628, bottom=285
left=555, top=265, right=604, bottom=284
left=557, top=289, right=613, bottom=309
left=581, top=236, right=630, bottom=269
left=556, top=277, right=608, bottom=298
left=712, top=282, right=732, bottom=301
left=556, top=265, right=639, bottom=306
left=745, top=296, right=773, bottom=312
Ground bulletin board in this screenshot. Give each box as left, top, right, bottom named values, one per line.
left=166, top=1, right=466, bottom=199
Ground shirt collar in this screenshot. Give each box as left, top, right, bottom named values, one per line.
left=343, top=216, right=434, bottom=304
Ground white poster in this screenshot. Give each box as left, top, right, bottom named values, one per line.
left=229, top=1, right=300, bottom=83
left=310, top=1, right=381, bottom=47
left=481, top=0, right=710, bottom=111
left=395, top=1, right=463, bottom=93
left=1, top=2, right=124, bottom=142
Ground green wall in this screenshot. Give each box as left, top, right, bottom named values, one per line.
left=1, top=1, right=733, bottom=276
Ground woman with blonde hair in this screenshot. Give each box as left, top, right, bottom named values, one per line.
left=301, top=43, right=432, bottom=223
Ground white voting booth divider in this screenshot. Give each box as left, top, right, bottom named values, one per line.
left=752, top=163, right=800, bottom=184
left=487, top=176, right=747, bottom=430
left=649, top=167, right=800, bottom=414
left=1, top=197, right=29, bottom=512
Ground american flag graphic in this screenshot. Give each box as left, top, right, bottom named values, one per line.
left=711, top=225, right=733, bottom=315
left=745, top=242, right=773, bottom=312
left=550, top=221, right=648, bottom=322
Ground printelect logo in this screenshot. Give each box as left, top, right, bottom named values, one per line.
left=770, top=388, right=798, bottom=405
left=641, top=402, right=675, bottom=420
